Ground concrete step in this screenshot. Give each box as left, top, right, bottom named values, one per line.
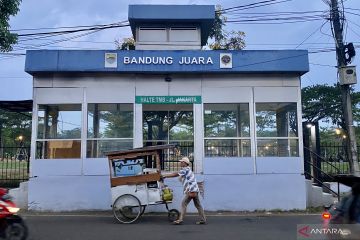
left=9, top=181, right=28, bottom=210
left=306, top=180, right=337, bottom=208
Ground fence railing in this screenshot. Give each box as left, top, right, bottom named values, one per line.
left=303, top=147, right=340, bottom=200
left=320, top=143, right=360, bottom=175
left=143, top=141, right=194, bottom=172
left=0, top=146, right=30, bottom=188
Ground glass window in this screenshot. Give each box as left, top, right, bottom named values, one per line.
left=36, top=104, right=82, bottom=159
left=205, top=139, right=251, bottom=157
left=256, top=103, right=299, bottom=157
left=142, top=104, right=194, bottom=171
left=37, top=104, right=81, bottom=139
left=204, top=103, right=250, bottom=157
left=257, top=139, right=299, bottom=157
left=143, top=104, right=193, bottom=144
left=36, top=140, right=81, bottom=159
left=256, top=103, right=297, bottom=138
left=87, top=104, right=133, bottom=158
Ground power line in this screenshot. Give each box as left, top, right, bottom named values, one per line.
left=15, top=29, right=102, bottom=50
left=11, top=21, right=129, bottom=32
left=295, top=21, right=329, bottom=49
left=219, top=0, right=285, bottom=12
left=347, top=26, right=360, bottom=39
left=227, top=19, right=324, bottom=24
left=309, top=62, right=336, bottom=67
left=16, top=21, right=129, bottom=37
left=225, top=10, right=328, bottom=16
left=222, top=0, right=292, bottom=14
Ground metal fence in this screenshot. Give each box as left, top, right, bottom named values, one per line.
left=143, top=141, right=194, bottom=172
left=320, top=143, right=360, bottom=175
left=0, top=146, right=30, bottom=188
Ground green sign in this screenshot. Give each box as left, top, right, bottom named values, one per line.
left=136, top=96, right=201, bottom=104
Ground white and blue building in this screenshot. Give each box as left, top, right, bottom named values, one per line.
left=24, top=5, right=309, bottom=211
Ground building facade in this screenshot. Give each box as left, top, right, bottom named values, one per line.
left=25, top=5, right=309, bottom=211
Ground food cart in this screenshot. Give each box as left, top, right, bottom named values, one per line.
left=106, top=144, right=180, bottom=224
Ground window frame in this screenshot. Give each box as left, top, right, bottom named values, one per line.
left=86, top=103, right=134, bottom=158
left=203, top=103, right=251, bottom=158
left=254, top=102, right=299, bottom=157
left=35, top=103, right=83, bottom=159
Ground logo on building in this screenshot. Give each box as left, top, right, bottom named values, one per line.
left=220, top=53, right=232, bottom=69
left=105, top=53, right=118, bottom=68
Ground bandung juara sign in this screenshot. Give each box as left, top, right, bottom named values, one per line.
left=124, top=56, right=213, bottom=65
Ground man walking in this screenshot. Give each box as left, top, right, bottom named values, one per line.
left=162, top=157, right=206, bottom=225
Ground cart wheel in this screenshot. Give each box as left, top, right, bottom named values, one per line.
left=140, top=205, right=146, bottom=217
left=168, top=209, right=180, bottom=222
left=113, top=194, right=141, bottom=224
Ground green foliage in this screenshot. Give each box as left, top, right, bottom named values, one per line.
left=209, top=30, right=246, bottom=50
left=204, top=110, right=249, bottom=137
left=302, top=84, right=360, bottom=129
left=115, top=37, right=135, bottom=50
left=208, top=5, right=245, bottom=50
left=0, top=109, right=31, bottom=147
left=0, top=0, right=21, bottom=52
left=102, top=111, right=133, bottom=138
left=143, top=111, right=193, bottom=141
left=208, top=5, right=226, bottom=44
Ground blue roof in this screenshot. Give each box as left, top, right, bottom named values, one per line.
left=128, top=5, right=215, bottom=46
left=25, top=50, right=309, bottom=75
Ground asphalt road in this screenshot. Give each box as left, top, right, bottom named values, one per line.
left=23, top=213, right=321, bottom=240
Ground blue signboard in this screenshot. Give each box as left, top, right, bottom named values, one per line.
left=25, top=50, right=309, bottom=74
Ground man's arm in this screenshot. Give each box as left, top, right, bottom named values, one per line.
left=162, top=172, right=179, bottom=178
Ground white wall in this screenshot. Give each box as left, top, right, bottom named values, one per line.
left=28, top=176, right=111, bottom=211
left=204, top=158, right=254, bottom=174
left=203, top=174, right=306, bottom=211
left=27, top=174, right=306, bottom=211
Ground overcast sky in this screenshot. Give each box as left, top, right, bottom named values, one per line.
left=0, top=0, right=360, bottom=100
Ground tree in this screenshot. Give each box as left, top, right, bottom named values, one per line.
left=208, top=5, right=246, bottom=50
left=143, top=111, right=193, bottom=145
left=0, top=109, right=31, bottom=151
left=0, top=0, right=21, bottom=52
left=302, top=84, right=360, bottom=130
left=115, top=37, right=135, bottom=50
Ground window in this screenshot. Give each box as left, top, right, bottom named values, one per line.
left=256, top=103, right=298, bottom=157
left=143, top=104, right=194, bottom=171
left=87, top=104, right=133, bottom=158
left=143, top=104, right=193, bottom=145
left=36, top=104, right=82, bottom=159
left=138, top=27, right=167, bottom=42
left=169, top=27, right=198, bottom=42
left=204, top=103, right=250, bottom=157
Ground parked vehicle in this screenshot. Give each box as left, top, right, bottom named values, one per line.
left=0, top=188, right=28, bottom=240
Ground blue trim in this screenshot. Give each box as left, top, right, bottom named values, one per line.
left=25, top=50, right=309, bottom=75
left=128, top=5, right=215, bottom=46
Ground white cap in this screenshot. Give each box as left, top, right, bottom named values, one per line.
left=179, top=157, right=190, bottom=165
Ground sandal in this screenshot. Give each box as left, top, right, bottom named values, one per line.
left=196, top=220, right=206, bottom=225
left=173, top=220, right=183, bottom=225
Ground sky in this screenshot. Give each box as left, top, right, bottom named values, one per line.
left=0, top=0, right=360, bottom=101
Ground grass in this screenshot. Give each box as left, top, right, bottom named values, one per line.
left=321, top=162, right=352, bottom=175
left=0, top=159, right=29, bottom=187
left=0, top=160, right=28, bottom=169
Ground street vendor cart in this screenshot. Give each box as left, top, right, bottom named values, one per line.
left=106, top=144, right=180, bottom=224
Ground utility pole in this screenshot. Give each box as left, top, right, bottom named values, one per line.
left=331, top=0, right=360, bottom=176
